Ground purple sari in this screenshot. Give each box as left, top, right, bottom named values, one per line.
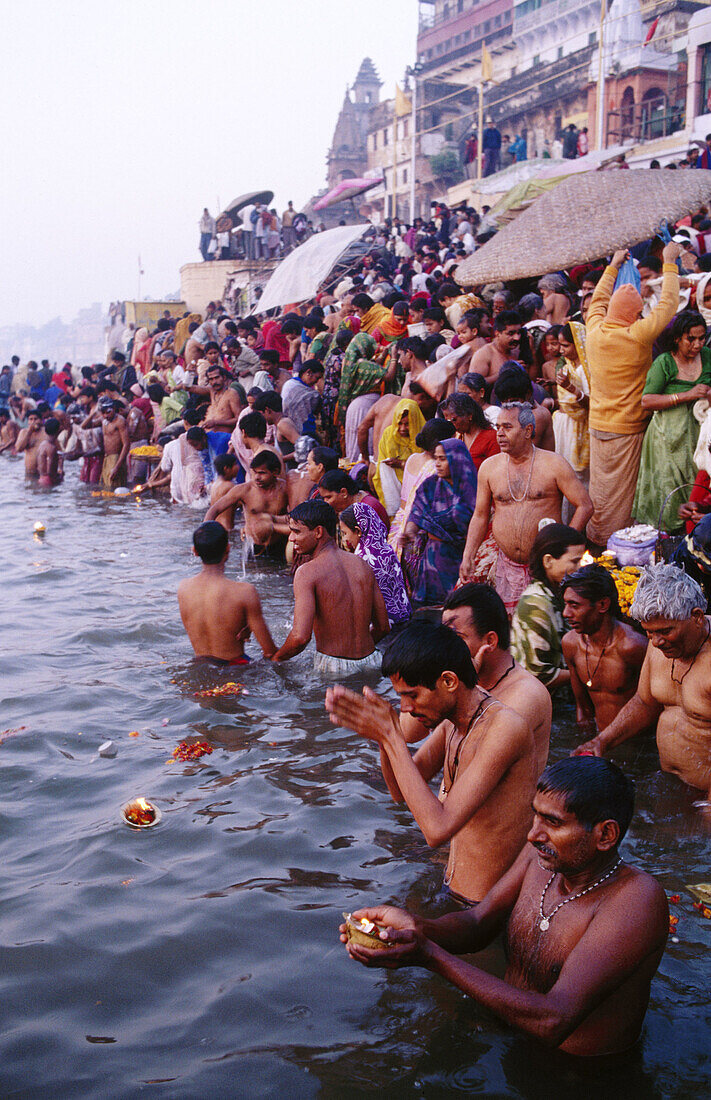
left=407, top=437, right=477, bottom=606
left=352, top=502, right=411, bottom=626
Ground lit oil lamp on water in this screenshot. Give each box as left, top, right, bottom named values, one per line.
left=120, top=796, right=162, bottom=829
left=342, top=912, right=395, bottom=951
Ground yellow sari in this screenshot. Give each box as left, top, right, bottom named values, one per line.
left=555, top=321, right=591, bottom=472
left=359, top=303, right=390, bottom=334
left=372, top=399, right=425, bottom=507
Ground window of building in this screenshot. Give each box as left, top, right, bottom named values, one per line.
left=558, top=46, right=563, bottom=59
left=484, top=20, right=491, bottom=33
left=701, top=44, right=711, bottom=115
left=457, top=0, right=464, bottom=12
left=403, top=118, right=409, bottom=137
left=403, top=168, right=408, bottom=183
left=588, top=31, right=597, bottom=47
left=383, top=127, right=389, bottom=145
left=494, top=14, right=501, bottom=27
left=464, top=29, right=470, bottom=41
left=533, top=54, right=540, bottom=66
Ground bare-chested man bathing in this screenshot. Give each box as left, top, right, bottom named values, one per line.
left=340, top=757, right=668, bottom=1057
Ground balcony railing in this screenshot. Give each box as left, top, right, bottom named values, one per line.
left=605, top=94, right=685, bottom=144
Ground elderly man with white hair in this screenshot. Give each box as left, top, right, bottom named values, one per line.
left=576, top=563, right=711, bottom=802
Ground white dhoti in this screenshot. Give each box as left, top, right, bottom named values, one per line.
left=313, top=650, right=382, bottom=676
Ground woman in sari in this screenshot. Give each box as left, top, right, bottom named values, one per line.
left=552, top=321, right=591, bottom=487
left=372, top=398, right=425, bottom=515
left=633, top=310, right=711, bottom=530
left=339, top=502, right=411, bottom=626
left=398, top=437, right=477, bottom=607
left=131, top=328, right=152, bottom=375
left=388, top=418, right=455, bottom=553
left=440, top=392, right=498, bottom=470
left=337, top=331, right=393, bottom=460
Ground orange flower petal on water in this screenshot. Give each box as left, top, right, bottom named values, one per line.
left=128, top=730, right=140, bottom=737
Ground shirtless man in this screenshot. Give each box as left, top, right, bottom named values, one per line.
left=442, top=583, right=551, bottom=775
left=203, top=365, right=242, bottom=434
left=562, top=565, right=647, bottom=732
left=398, top=336, right=430, bottom=396
left=326, top=620, right=536, bottom=903
left=254, top=392, right=299, bottom=461
left=272, top=499, right=389, bottom=670
left=460, top=403, right=593, bottom=613
left=469, top=310, right=521, bottom=384
left=82, top=396, right=130, bottom=487
left=15, top=409, right=45, bottom=477
left=178, top=522, right=275, bottom=664
left=210, top=453, right=241, bottom=531
left=339, top=756, right=668, bottom=1057
left=576, top=564, right=711, bottom=801
left=205, top=451, right=289, bottom=549
left=37, top=417, right=63, bottom=487
left=0, top=408, right=19, bottom=453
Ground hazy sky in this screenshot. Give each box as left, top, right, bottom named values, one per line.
left=0, top=0, right=417, bottom=327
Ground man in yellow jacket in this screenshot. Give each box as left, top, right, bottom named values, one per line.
left=585, top=241, right=681, bottom=546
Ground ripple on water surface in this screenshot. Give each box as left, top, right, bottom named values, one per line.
left=0, top=459, right=710, bottom=1098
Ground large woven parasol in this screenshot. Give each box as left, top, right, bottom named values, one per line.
left=457, top=170, right=711, bottom=285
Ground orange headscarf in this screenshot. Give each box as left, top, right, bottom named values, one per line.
left=606, top=285, right=643, bottom=326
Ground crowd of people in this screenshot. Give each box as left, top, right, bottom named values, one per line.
left=5, top=196, right=711, bottom=1060
left=198, top=200, right=314, bottom=262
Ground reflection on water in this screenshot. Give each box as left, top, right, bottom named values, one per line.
left=0, top=460, right=709, bottom=1098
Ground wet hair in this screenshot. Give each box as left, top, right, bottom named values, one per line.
left=193, top=521, right=228, bottom=564
left=335, top=328, right=354, bottom=351
left=303, top=312, right=326, bottom=332
left=537, top=757, right=634, bottom=840
left=440, top=392, right=489, bottom=430
left=415, top=418, right=456, bottom=452
left=319, top=469, right=356, bottom=495
left=259, top=349, right=280, bottom=366
left=251, top=450, right=281, bottom=474
left=381, top=621, right=477, bottom=689
left=562, top=564, right=622, bottom=619
left=280, top=318, right=302, bottom=336
left=493, top=366, right=533, bottom=404
left=186, top=426, right=207, bottom=447
left=240, top=411, right=267, bottom=440
left=423, top=306, right=447, bottom=325
left=181, top=407, right=203, bottom=426
left=442, top=583, right=510, bottom=649
left=289, top=498, right=338, bottom=538
left=630, top=563, right=706, bottom=622
left=459, top=371, right=488, bottom=394
left=310, top=445, right=339, bottom=473
left=493, top=309, right=521, bottom=332
left=255, top=391, right=282, bottom=413
left=43, top=417, right=60, bottom=438
left=214, top=452, right=237, bottom=475
left=401, top=336, right=427, bottom=359
left=352, top=293, right=374, bottom=312
left=529, top=522, right=586, bottom=584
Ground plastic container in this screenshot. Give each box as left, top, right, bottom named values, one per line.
left=607, top=526, right=657, bottom=567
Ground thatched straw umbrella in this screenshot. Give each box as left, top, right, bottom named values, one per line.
left=456, top=170, right=711, bottom=286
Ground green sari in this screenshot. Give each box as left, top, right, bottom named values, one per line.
left=633, top=350, right=711, bottom=530
left=336, top=332, right=386, bottom=423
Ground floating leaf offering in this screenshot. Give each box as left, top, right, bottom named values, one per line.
left=668, top=914, right=679, bottom=935
left=121, top=797, right=161, bottom=828
left=169, top=740, right=213, bottom=762
left=194, top=681, right=245, bottom=699
left=342, top=912, right=394, bottom=951
left=692, top=902, right=711, bottom=919
left=687, top=883, right=711, bottom=904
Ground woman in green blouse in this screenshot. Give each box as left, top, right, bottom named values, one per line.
left=511, top=523, right=586, bottom=689
left=633, top=310, right=711, bottom=530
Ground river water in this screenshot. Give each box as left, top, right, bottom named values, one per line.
left=1, top=458, right=709, bottom=1098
